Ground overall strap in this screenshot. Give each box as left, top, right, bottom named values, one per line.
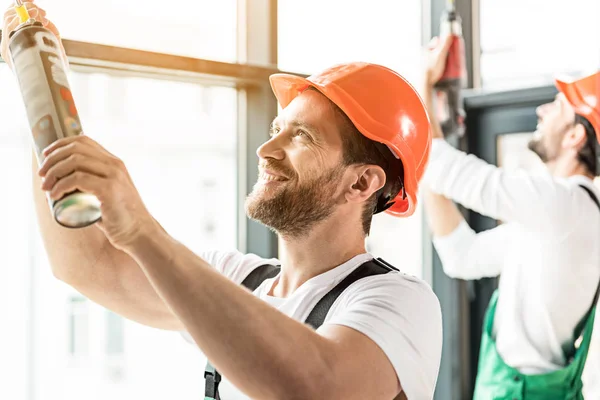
left=204, top=264, right=280, bottom=400
left=578, top=184, right=600, bottom=306
left=568, top=185, right=600, bottom=359
left=579, top=184, right=600, bottom=210
left=240, top=263, right=281, bottom=291
left=305, top=258, right=399, bottom=330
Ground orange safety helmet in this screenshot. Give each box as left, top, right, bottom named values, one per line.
left=269, top=62, right=432, bottom=218
left=555, top=70, right=600, bottom=143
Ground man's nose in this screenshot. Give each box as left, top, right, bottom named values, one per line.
left=256, top=133, right=286, bottom=161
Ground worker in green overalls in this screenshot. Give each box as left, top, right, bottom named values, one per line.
left=421, top=35, right=600, bottom=399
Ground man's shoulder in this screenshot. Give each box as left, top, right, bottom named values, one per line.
left=339, top=263, right=441, bottom=316
left=200, top=250, right=279, bottom=284
left=324, top=263, right=443, bottom=399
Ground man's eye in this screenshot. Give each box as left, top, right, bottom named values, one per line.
left=296, top=129, right=309, bottom=139
left=269, top=127, right=280, bottom=137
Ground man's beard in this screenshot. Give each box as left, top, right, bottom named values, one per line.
left=528, top=125, right=566, bottom=164
left=527, top=136, right=550, bottom=163
left=245, top=165, right=344, bottom=238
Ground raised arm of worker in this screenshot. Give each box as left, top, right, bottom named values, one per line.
left=420, top=36, right=511, bottom=279
left=2, top=2, right=181, bottom=331
left=420, top=37, right=590, bottom=231
left=32, top=132, right=417, bottom=400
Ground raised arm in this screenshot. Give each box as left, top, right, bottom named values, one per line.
left=2, top=3, right=181, bottom=330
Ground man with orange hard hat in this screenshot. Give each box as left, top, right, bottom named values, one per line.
left=2, top=3, right=442, bottom=399
left=422, top=35, right=600, bottom=399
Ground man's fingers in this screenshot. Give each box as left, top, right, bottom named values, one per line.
left=4, top=3, right=47, bottom=28
left=3, top=14, right=18, bottom=31
left=23, top=3, right=44, bottom=18
left=2, top=15, right=19, bottom=35
left=427, top=36, right=439, bottom=50
left=42, top=154, right=110, bottom=192
left=3, top=6, right=16, bottom=21
left=438, top=34, right=454, bottom=57
left=4, top=2, right=44, bottom=20
left=48, top=171, right=105, bottom=201
left=42, top=136, right=112, bottom=159
left=3, top=13, right=15, bottom=24
left=39, top=137, right=114, bottom=176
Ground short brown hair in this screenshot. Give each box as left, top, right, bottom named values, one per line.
left=575, top=114, right=599, bottom=176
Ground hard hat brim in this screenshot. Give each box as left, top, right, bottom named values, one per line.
left=555, top=74, right=600, bottom=144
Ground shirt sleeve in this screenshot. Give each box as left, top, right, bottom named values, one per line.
left=421, top=139, right=574, bottom=233
left=323, top=274, right=443, bottom=400
left=198, top=250, right=279, bottom=284
left=432, top=220, right=511, bottom=279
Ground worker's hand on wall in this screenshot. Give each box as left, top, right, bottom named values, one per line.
left=423, top=35, right=453, bottom=88
left=37, top=135, right=158, bottom=252
left=2, top=1, right=65, bottom=68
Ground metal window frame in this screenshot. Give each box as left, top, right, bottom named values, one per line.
left=0, top=34, right=294, bottom=88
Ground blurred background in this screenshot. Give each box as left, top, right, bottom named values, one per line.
left=0, top=0, right=598, bottom=399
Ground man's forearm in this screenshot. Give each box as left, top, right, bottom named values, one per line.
left=423, top=189, right=465, bottom=237
left=420, top=82, right=465, bottom=237
left=32, top=151, right=109, bottom=281
left=123, top=226, right=333, bottom=400
left=420, top=83, right=445, bottom=140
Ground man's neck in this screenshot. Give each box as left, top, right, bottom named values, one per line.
left=548, top=157, right=595, bottom=180
left=270, top=216, right=367, bottom=298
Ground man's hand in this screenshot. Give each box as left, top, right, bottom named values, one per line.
left=423, top=35, right=454, bottom=89
left=38, top=136, right=158, bottom=250
left=420, top=35, right=454, bottom=140
left=2, top=1, right=65, bottom=68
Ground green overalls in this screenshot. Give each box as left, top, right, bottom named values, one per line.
left=472, top=290, right=597, bottom=400
left=473, top=184, right=600, bottom=400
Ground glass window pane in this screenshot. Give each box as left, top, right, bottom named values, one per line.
left=480, top=0, right=600, bottom=90
left=105, top=311, right=125, bottom=356
left=68, top=296, right=90, bottom=357
left=0, top=64, right=238, bottom=400
left=0, top=133, right=31, bottom=400
left=34, top=0, right=237, bottom=62
left=367, top=207, right=426, bottom=280
left=278, top=0, right=423, bottom=85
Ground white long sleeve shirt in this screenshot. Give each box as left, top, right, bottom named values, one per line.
left=422, top=139, right=600, bottom=397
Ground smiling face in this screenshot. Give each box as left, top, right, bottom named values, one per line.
left=528, top=93, right=577, bottom=163
left=244, top=89, right=349, bottom=237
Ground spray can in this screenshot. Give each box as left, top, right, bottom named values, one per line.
left=7, top=13, right=101, bottom=228
left=433, top=2, right=467, bottom=140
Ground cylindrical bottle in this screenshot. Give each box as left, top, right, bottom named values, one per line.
left=8, top=21, right=102, bottom=228
left=434, top=9, right=467, bottom=140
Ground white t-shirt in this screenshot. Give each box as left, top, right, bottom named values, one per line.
left=184, top=251, right=443, bottom=400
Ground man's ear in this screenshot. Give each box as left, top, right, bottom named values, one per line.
left=563, top=122, right=588, bottom=151
left=345, top=165, right=386, bottom=204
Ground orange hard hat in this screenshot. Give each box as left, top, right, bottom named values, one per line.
left=555, top=70, right=600, bottom=143
left=269, top=62, right=432, bottom=218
